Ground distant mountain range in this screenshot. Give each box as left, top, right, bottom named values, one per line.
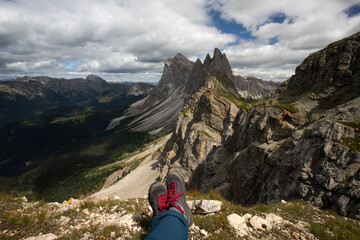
left=0, top=74, right=154, bottom=126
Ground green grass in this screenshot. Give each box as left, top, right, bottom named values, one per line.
left=274, top=104, right=299, bottom=113
left=338, top=122, right=360, bottom=133
left=337, top=122, right=360, bottom=152
left=50, top=112, right=93, bottom=124
left=215, top=91, right=251, bottom=111
left=181, top=110, right=188, bottom=116
left=200, top=131, right=213, bottom=139
left=341, top=137, right=360, bottom=151
left=310, top=214, right=360, bottom=240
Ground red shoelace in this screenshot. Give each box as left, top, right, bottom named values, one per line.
left=157, top=193, right=169, bottom=213
left=167, top=181, right=185, bottom=214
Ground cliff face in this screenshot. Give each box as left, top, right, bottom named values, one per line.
left=157, top=88, right=239, bottom=182
left=156, top=32, right=360, bottom=219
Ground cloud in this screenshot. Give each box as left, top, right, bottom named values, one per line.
left=209, top=0, right=360, bottom=80
left=0, top=0, right=359, bottom=82
left=0, top=0, right=235, bottom=81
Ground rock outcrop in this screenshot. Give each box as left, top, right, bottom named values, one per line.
left=156, top=32, right=360, bottom=219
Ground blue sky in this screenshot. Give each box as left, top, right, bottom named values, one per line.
left=0, top=0, right=360, bottom=82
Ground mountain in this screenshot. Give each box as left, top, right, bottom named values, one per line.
left=0, top=74, right=154, bottom=126
left=108, top=48, right=276, bottom=134
left=233, top=74, right=280, bottom=99
left=155, top=32, right=360, bottom=219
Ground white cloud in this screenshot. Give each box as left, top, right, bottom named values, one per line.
left=0, top=0, right=235, bottom=81
left=209, top=0, right=360, bottom=81
left=0, top=0, right=359, bottom=82
left=6, top=61, right=28, bottom=71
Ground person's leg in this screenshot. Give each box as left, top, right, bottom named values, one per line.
left=146, top=172, right=192, bottom=239
left=166, top=172, right=193, bottom=226
left=145, top=210, right=188, bottom=240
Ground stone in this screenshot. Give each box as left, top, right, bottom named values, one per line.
left=187, top=200, right=222, bottom=214
left=227, top=213, right=252, bottom=237
left=82, top=209, right=90, bottom=215
left=200, top=229, right=208, bottom=237
left=249, top=216, right=272, bottom=231
left=265, top=213, right=283, bottom=224
left=58, top=216, right=71, bottom=225
left=23, top=233, right=58, bottom=240
left=292, top=232, right=300, bottom=239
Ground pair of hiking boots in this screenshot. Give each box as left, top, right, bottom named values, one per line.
left=148, top=172, right=193, bottom=226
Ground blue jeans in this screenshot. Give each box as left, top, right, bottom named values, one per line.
left=145, top=210, right=189, bottom=240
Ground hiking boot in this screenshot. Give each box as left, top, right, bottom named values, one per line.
left=166, top=171, right=193, bottom=226
left=148, top=181, right=169, bottom=218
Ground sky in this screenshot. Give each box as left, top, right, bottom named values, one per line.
left=0, top=0, right=360, bottom=82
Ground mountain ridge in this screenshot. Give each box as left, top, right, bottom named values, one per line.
left=0, top=75, right=154, bottom=126
left=155, top=31, right=360, bottom=219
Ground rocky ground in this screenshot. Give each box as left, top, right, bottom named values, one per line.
left=1, top=191, right=359, bottom=240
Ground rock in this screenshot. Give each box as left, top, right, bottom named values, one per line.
left=23, top=233, right=58, bottom=240
left=227, top=213, right=252, bottom=237
left=249, top=216, right=272, bottom=231
left=82, top=209, right=90, bottom=215
left=292, top=232, right=300, bottom=239
left=58, top=216, right=71, bottom=225
left=101, top=213, right=139, bottom=229
left=281, top=200, right=287, bottom=204
left=187, top=200, right=222, bottom=214
left=113, top=195, right=120, bottom=200
left=265, top=213, right=283, bottom=224
left=200, top=229, right=208, bottom=237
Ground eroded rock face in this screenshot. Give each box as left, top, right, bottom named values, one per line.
left=186, top=106, right=359, bottom=218
left=226, top=120, right=359, bottom=217
left=157, top=88, right=239, bottom=182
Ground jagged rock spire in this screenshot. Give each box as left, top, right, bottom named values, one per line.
left=203, top=48, right=233, bottom=81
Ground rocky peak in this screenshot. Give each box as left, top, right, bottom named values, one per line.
left=86, top=74, right=105, bottom=82
left=278, top=31, right=360, bottom=108
left=204, top=53, right=211, bottom=66
left=84, top=74, right=108, bottom=90
left=204, top=48, right=233, bottom=81
left=156, top=53, right=194, bottom=98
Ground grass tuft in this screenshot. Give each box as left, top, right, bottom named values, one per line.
left=274, top=104, right=299, bottom=113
